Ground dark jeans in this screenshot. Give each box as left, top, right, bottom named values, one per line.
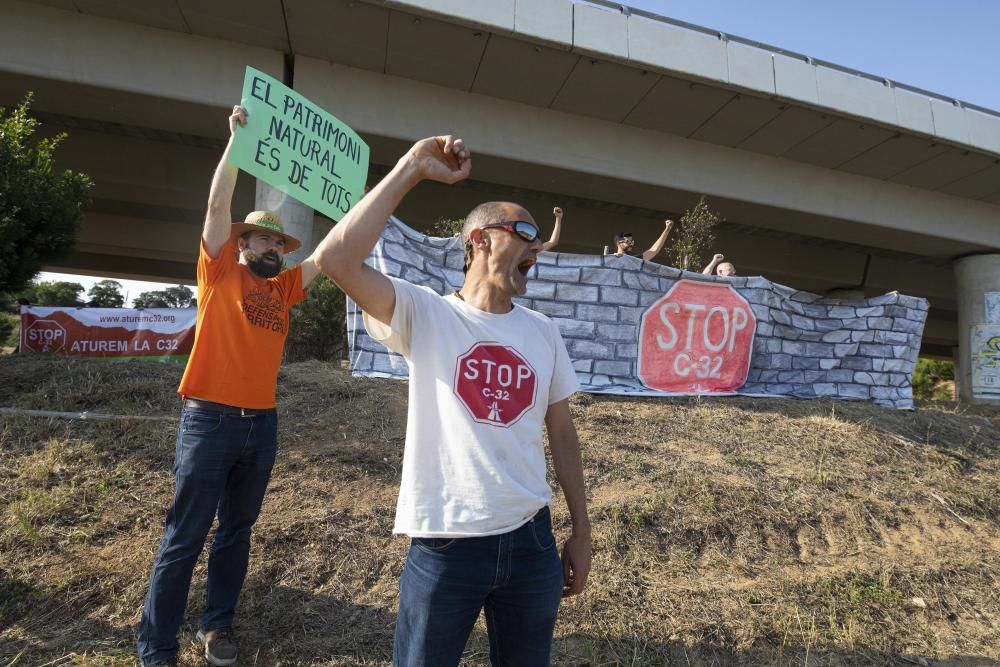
left=136, top=406, right=278, bottom=665
left=394, top=506, right=564, bottom=667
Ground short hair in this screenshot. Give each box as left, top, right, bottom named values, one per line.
left=461, top=202, right=510, bottom=274
left=614, top=232, right=633, bottom=243
left=461, top=202, right=508, bottom=243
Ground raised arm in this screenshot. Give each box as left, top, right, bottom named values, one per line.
left=203, top=105, right=246, bottom=259
left=641, top=218, right=674, bottom=262
left=542, top=206, right=564, bottom=252
left=702, top=253, right=724, bottom=275
left=545, top=398, right=591, bottom=597
left=309, top=135, right=470, bottom=325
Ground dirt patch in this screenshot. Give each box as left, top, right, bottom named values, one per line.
left=1, top=356, right=998, bottom=665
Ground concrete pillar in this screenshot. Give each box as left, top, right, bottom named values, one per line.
left=953, top=254, right=1000, bottom=405
left=254, top=180, right=315, bottom=266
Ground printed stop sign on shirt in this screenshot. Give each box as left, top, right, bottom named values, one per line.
left=454, top=342, right=538, bottom=427
left=638, top=280, right=756, bottom=393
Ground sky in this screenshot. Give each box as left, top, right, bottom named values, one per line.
left=623, top=0, right=1000, bottom=111
left=37, top=1, right=1000, bottom=305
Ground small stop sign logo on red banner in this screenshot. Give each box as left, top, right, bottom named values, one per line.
left=638, top=280, right=756, bottom=393
left=454, top=342, right=538, bottom=427
left=24, top=319, right=68, bottom=353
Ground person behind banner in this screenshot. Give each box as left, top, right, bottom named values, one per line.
left=610, top=219, right=674, bottom=261
left=314, top=137, right=591, bottom=667
left=541, top=206, right=564, bottom=251
left=703, top=253, right=737, bottom=276
left=136, top=105, right=326, bottom=667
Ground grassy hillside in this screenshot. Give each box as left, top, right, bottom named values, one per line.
left=1, top=355, right=998, bottom=666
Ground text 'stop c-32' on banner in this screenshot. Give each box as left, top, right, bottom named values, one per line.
left=230, top=66, right=370, bottom=222
left=637, top=280, right=756, bottom=393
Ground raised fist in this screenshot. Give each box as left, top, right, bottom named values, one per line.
left=229, top=105, right=247, bottom=135
left=403, top=135, right=472, bottom=185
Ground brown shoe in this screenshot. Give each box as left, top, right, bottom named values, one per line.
left=196, top=627, right=238, bottom=666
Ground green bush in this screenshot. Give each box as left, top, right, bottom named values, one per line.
left=0, top=311, right=19, bottom=348
left=912, top=357, right=955, bottom=401
left=285, top=274, right=347, bottom=363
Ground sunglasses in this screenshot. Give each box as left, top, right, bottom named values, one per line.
left=479, top=221, right=540, bottom=243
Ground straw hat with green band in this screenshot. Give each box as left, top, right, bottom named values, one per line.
left=230, top=210, right=303, bottom=253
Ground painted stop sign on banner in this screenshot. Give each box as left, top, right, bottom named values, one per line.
left=638, top=280, right=756, bottom=393
left=23, top=319, right=67, bottom=353
left=454, top=342, right=538, bottom=427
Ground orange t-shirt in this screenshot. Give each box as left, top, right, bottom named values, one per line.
left=178, top=237, right=306, bottom=409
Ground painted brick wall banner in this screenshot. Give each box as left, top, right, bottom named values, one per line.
left=347, top=218, right=929, bottom=409
left=20, top=307, right=196, bottom=361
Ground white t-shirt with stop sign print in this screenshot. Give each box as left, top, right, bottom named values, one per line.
left=363, top=277, right=579, bottom=537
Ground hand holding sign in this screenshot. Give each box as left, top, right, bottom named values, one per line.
left=229, top=105, right=247, bottom=135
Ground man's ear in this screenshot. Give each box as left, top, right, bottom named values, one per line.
left=470, top=228, right=488, bottom=248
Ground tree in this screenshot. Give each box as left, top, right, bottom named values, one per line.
left=0, top=94, right=93, bottom=294
left=666, top=196, right=723, bottom=271
left=132, top=292, right=169, bottom=309
left=133, top=285, right=195, bottom=309
left=162, top=285, right=196, bottom=308
left=87, top=279, right=125, bottom=308
left=428, top=217, right=465, bottom=238
left=26, top=280, right=84, bottom=306
left=285, top=275, right=347, bottom=362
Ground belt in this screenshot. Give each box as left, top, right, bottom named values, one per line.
left=183, top=398, right=276, bottom=417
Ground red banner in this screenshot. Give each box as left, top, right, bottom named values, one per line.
left=20, top=307, right=195, bottom=360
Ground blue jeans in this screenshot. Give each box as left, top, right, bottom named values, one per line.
left=136, top=406, right=278, bottom=665
left=394, top=506, right=564, bottom=667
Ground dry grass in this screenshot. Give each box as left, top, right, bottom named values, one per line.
left=1, top=355, right=998, bottom=666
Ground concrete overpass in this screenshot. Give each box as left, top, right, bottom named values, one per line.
left=2, top=0, right=998, bottom=400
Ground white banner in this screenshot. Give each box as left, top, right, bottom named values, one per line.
left=970, top=324, right=1000, bottom=397
left=20, top=307, right=196, bottom=360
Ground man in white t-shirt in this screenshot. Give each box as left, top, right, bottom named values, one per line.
left=313, top=136, right=591, bottom=666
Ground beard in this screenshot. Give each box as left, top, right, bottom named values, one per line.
left=242, top=249, right=282, bottom=278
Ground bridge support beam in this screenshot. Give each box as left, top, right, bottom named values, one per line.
left=254, top=181, right=315, bottom=266
left=954, top=254, right=1000, bottom=404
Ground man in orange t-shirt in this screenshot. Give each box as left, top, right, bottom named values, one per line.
left=137, top=105, right=322, bottom=667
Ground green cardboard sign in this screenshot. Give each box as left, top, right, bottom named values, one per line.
left=231, top=66, right=369, bottom=221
